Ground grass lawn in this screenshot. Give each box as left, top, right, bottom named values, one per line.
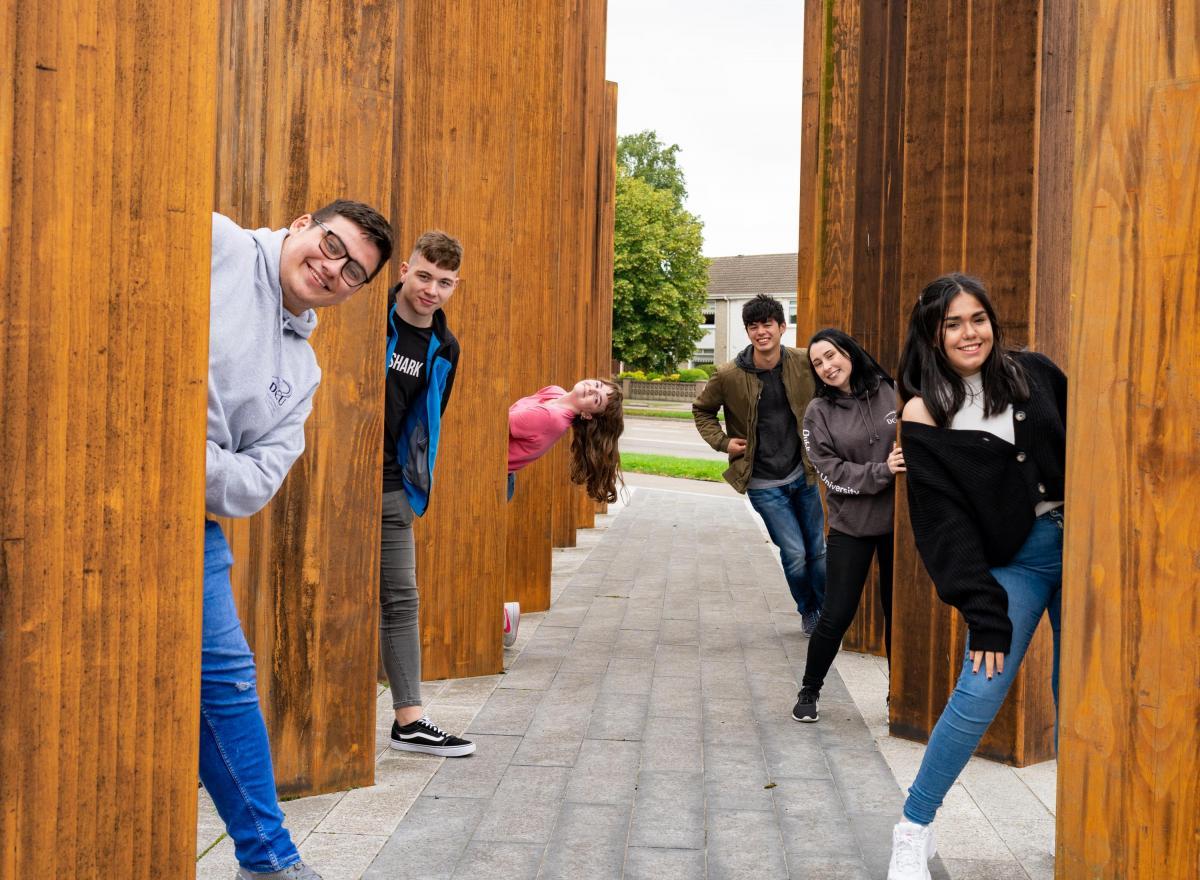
left=620, top=452, right=726, bottom=482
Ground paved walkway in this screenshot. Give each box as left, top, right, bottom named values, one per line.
left=197, top=486, right=1057, bottom=879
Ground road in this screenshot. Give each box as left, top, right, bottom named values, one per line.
left=619, top=415, right=728, bottom=461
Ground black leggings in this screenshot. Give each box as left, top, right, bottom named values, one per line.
left=801, top=529, right=893, bottom=692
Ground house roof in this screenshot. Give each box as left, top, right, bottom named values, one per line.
left=707, top=252, right=798, bottom=298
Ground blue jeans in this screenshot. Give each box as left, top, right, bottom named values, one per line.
left=200, top=521, right=300, bottom=872
left=903, top=510, right=1064, bottom=826
left=746, top=476, right=827, bottom=614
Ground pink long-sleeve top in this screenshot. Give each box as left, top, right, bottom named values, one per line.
left=508, top=386, right=576, bottom=473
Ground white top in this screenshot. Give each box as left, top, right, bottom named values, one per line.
left=950, top=373, right=1060, bottom=517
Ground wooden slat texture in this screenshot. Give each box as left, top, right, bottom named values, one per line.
left=392, top=0, right=519, bottom=681
left=504, top=0, right=568, bottom=615
left=888, top=0, right=1058, bottom=766
left=595, top=80, right=618, bottom=516
left=214, top=0, right=399, bottom=796
left=1057, top=4, right=1200, bottom=876
left=0, top=1, right=215, bottom=876
left=796, top=0, right=907, bottom=658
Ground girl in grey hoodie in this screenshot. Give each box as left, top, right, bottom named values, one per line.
left=792, top=329, right=905, bottom=723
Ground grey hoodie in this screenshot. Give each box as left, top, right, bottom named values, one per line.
left=801, top=379, right=899, bottom=536
left=206, top=213, right=321, bottom=518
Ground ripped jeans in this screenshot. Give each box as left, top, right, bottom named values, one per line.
left=200, top=521, right=300, bottom=872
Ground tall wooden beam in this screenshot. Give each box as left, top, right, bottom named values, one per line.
left=0, top=1, right=215, bottom=875
left=215, top=0, right=400, bottom=796
left=1057, top=3, right=1200, bottom=876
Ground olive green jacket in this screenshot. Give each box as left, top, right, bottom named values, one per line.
left=691, top=346, right=818, bottom=493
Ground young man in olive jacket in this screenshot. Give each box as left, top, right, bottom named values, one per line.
left=692, top=294, right=827, bottom=633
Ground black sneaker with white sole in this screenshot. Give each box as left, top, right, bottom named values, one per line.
left=791, top=686, right=819, bottom=722
left=390, top=717, right=476, bottom=757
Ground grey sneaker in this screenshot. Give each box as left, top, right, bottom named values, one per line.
left=801, top=609, right=821, bottom=636
left=236, top=862, right=323, bottom=879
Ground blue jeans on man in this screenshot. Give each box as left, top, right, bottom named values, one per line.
left=200, top=521, right=300, bottom=872
left=746, top=475, right=827, bottom=615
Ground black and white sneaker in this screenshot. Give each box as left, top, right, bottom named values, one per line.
left=390, top=717, right=476, bottom=757
left=792, top=686, right=820, bottom=722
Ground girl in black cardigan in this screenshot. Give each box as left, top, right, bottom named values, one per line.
left=886, top=274, right=1067, bottom=880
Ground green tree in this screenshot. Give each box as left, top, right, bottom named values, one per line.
left=617, top=130, right=687, bottom=206
left=612, top=150, right=709, bottom=372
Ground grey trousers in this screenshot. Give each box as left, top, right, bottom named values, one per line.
left=380, top=490, right=421, bottom=709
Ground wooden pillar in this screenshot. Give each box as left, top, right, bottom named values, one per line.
left=393, top=0, right=519, bottom=680
left=594, top=80, right=618, bottom=515
left=796, top=0, right=907, bottom=657
left=886, top=0, right=1073, bottom=766
left=1057, top=4, right=1200, bottom=876
left=504, top=0, right=568, bottom=615
left=214, top=0, right=400, bottom=796
left=0, top=1, right=215, bottom=876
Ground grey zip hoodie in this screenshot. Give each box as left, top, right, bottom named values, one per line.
left=206, top=212, right=321, bottom=518
left=801, top=379, right=899, bottom=536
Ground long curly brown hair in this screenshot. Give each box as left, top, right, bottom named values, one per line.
left=568, top=379, right=625, bottom=503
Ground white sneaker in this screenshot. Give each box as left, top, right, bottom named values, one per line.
left=503, top=602, right=520, bottom=648
left=888, top=820, right=936, bottom=880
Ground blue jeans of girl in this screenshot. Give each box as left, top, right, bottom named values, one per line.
left=200, top=521, right=300, bottom=872
left=903, top=509, right=1064, bottom=826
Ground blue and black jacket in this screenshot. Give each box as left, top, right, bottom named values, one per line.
left=385, top=298, right=460, bottom=516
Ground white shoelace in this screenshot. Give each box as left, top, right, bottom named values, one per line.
left=416, top=716, right=447, bottom=737
left=894, top=831, right=925, bottom=871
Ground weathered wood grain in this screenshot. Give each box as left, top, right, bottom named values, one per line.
left=1057, top=3, right=1200, bottom=876
left=0, top=2, right=215, bottom=876
left=215, top=0, right=399, bottom=796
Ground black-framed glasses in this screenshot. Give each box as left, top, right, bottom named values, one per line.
left=313, top=218, right=370, bottom=287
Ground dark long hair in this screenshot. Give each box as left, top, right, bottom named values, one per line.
left=807, top=328, right=892, bottom=401
left=897, top=273, right=1029, bottom=427
left=569, top=379, right=625, bottom=504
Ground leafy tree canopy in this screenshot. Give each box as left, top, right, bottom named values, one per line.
left=612, top=143, right=709, bottom=373
left=616, top=130, right=687, bottom=207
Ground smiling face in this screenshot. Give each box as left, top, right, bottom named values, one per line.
left=394, top=254, right=460, bottom=327
left=809, top=339, right=853, bottom=392
left=940, top=291, right=995, bottom=376
left=572, top=378, right=612, bottom=418
left=278, top=213, right=383, bottom=315
left=746, top=318, right=785, bottom=357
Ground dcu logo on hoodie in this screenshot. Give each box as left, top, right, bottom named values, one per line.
left=269, top=376, right=293, bottom=408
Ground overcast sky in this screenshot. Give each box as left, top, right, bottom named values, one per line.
left=606, top=0, right=804, bottom=258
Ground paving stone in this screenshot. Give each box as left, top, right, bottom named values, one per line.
left=640, top=715, right=703, bottom=773
left=707, top=807, right=790, bottom=880
left=562, top=738, right=641, bottom=805
left=654, top=643, right=702, bottom=676
left=622, top=846, right=706, bottom=880
left=423, top=735, right=521, bottom=799
left=826, top=747, right=905, bottom=814
left=629, top=770, right=705, bottom=849
left=648, top=674, right=703, bottom=718
left=538, top=802, right=631, bottom=880
left=938, top=859, right=1029, bottom=880
left=772, top=777, right=863, bottom=859
left=473, top=765, right=569, bottom=843
left=600, top=656, right=655, bottom=695
left=786, top=858, right=872, bottom=880
left=585, top=690, right=649, bottom=741
left=758, top=720, right=831, bottom=780
left=659, top=617, right=701, bottom=645
left=364, top=796, right=487, bottom=879
left=498, top=653, right=564, bottom=691
left=611, top=626, right=659, bottom=658
left=703, top=740, right=776, bottom=811
left=466, top=687, right=545, bottom=736
left=451, top=841, right=544, bottom=880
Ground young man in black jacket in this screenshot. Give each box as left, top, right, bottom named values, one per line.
left=380, top=230, right=473, bottom=756
left=693, top=294, right=827, bottom=633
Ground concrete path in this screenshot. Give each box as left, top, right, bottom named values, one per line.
left=196, top=484, right=1057, bottom=879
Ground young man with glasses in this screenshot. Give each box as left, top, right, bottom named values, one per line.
left=380, top=231, right=474, bottom=757
left=692, top=294, right=827, bottom=635
left=205, top=201, right=393, bottom=880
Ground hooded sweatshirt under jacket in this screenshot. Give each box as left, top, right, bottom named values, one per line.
left=206, top=212, right=321, bottom=518
left=801, top=379, right=899, bottom=537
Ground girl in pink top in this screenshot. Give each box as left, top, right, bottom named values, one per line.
left=503, top=378, right=624, bottom=646
left=507, top=378, right=625, bottom=502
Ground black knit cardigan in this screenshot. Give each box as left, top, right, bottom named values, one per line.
left=900, top=351, right=1067, bottom=653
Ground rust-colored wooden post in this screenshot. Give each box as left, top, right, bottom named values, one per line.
left=0, top=2, right=215, bottom=875
left=215, top=0, right=401, bottom=796
left=1056, top=3, right=1200, bottom=876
